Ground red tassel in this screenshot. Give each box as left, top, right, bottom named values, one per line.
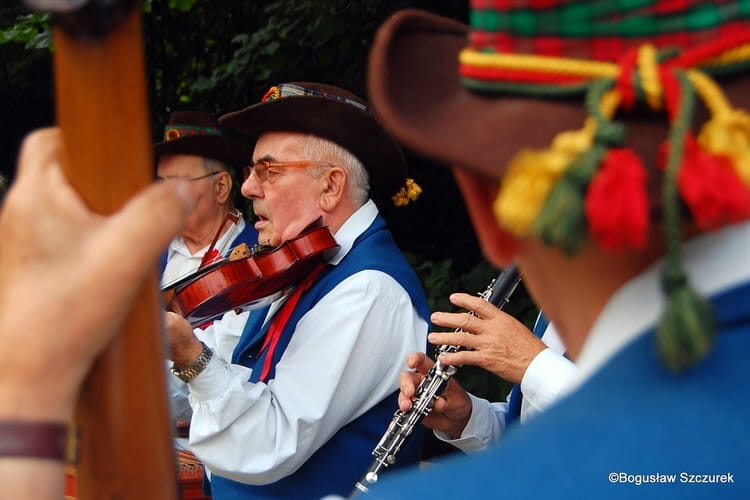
left=678, top=136, right=750, bottom=230
left=585, top=148, right=650, bottom=251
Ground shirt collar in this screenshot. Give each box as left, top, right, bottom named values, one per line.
left=568, top=220, right=750, bottom=391
left=263, top=200, right=377, bottom=318
left=326, top=199, right=378, bottom=266
left=169, top=214, right=245, bottom=258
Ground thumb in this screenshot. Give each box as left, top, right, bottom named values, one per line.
left=93, top=180, right=196, bottom=280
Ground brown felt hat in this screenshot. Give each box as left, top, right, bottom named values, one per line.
left=368, top=9, right=588, bottom=182
left=367, top=8, right=750, bottom=182
left=218, top=82, right=410, bottom=205
left=153, top=110, right=250, bottom=168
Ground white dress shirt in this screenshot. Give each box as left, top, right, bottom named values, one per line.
left=164, top=217, right=247, bottom=428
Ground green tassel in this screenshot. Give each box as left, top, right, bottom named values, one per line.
left=655, top=270, right=715, bottom=373
left=654, top=70, right=716, bottom=373
left=533, top=146, right=604, bottom=254
left=531, top=78, right=625, bottom=255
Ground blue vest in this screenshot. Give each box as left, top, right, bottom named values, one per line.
left=210, top=215, right=431, bottom=499
left=369, top=280, right=750, bottom=499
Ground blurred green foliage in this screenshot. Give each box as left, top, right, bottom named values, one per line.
left=0, top=12, right=49, bottom=48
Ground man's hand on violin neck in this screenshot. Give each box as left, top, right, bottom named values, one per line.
left=165, top=312, right=203, bottom=368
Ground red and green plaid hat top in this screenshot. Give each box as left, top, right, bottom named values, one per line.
left=153, top=110, right=250, bottom=168
left=467, top=0, right=750, bottom=60
left=462, top=0, right=750, bottom=92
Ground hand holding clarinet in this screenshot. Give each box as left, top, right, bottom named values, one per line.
left=353, top=265, right=526, bottom=494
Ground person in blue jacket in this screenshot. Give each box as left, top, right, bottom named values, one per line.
left=366, top=1, right=750, bottom=498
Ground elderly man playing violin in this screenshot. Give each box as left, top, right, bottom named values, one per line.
left=165, top=82, right=429, bottom=499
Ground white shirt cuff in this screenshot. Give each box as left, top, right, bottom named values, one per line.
left=519, top=348, right=575, bottom=421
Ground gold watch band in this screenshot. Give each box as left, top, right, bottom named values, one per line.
left=170, top=341, right=213, bottom=383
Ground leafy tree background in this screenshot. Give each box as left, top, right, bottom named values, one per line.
left=1, top=0, right=538, bottom=458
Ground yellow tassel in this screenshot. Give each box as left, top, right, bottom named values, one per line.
left=494, top=150, right=562, bottom=235
left=391, top=178, right=422, bottom=207
left=637, top=44, right=663, bottom=111
left=697, top=110, right=750, bottom=188
left=701, top=43, right=750, bottom=67
left=690, top=70, right=750, bottom=188
left=494, top=121, right=595, bottom=235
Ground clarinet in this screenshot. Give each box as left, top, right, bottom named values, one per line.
left=352, top=264, right=521, bottom=495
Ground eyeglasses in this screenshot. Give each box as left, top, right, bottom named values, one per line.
left=242, top=159, right=333, bottom=183
left=156, top=171, right=223, bottom=182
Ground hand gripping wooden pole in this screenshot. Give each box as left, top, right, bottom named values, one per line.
left=24, top=0, right=178, bottom=497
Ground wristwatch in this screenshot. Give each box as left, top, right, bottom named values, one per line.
left=171, top=341, right=213, bottom=383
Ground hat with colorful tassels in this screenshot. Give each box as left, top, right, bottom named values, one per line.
left=368, top=1, right=750, bottom=372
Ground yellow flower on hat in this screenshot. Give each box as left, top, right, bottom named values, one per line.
left=392, top=178, right=422, bottom=207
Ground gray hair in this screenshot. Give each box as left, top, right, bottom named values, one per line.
left=203, top=157, right=229, bottom=174
left=301, top=136, right=370, bottom=207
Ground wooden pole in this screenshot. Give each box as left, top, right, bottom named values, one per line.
left=51, top=5, right=177, bottom=499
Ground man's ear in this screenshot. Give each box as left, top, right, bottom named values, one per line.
left=451, top=166, right=518, bottom=267
left=215, top=171, right=232, bottom=204
left=319, top=167, right=346, bottom=212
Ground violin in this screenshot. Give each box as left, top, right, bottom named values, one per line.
left=164, top=218, right=339, bottom=326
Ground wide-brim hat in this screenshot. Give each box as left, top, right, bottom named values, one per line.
left=367, top=8, right=750, bottom=182
left=218, top=82, right=411, bottom=205
left=153, top=110, right=250, bottom=168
